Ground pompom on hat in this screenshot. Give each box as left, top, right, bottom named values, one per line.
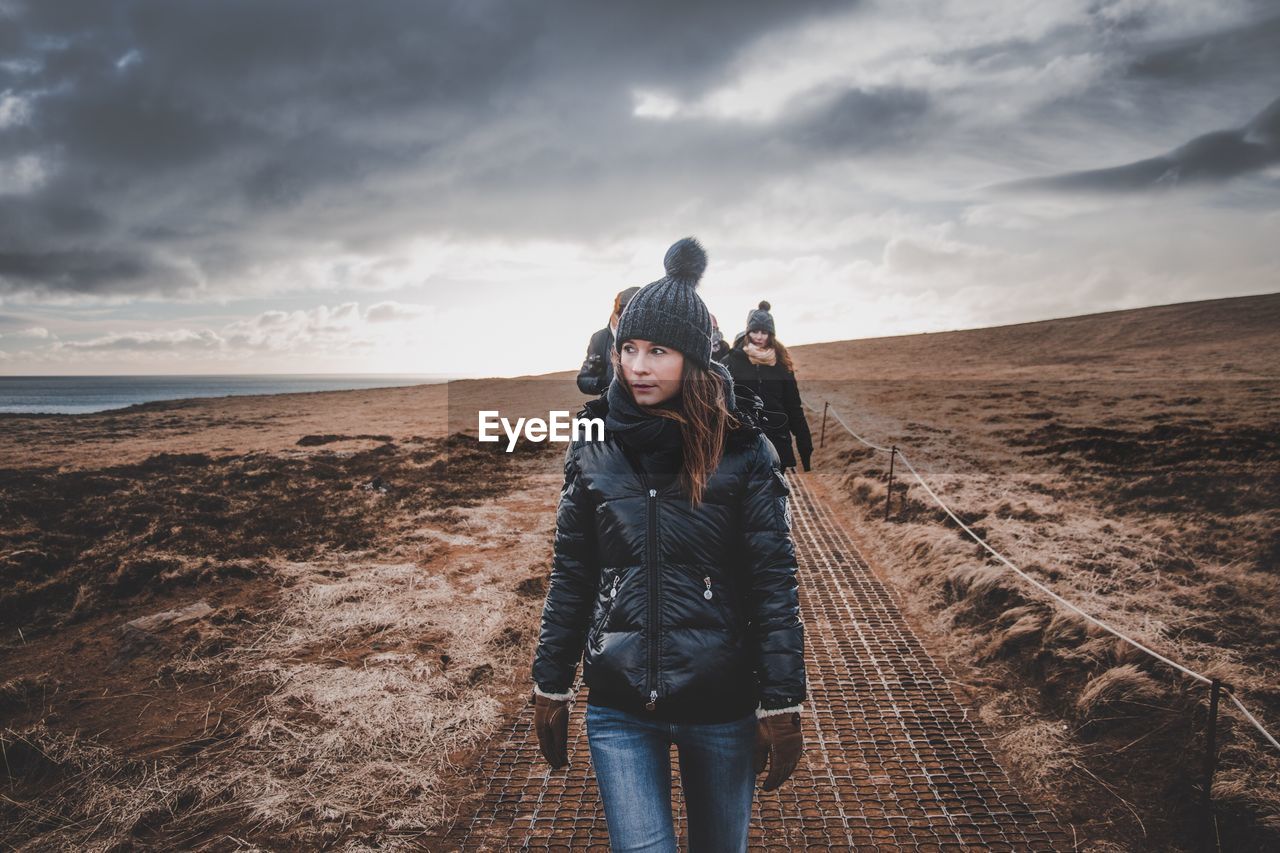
left=746, top=300, right=775, bottom=335
left=615, top=237, right=715, bottom=369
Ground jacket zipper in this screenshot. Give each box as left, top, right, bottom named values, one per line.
left=593, top=576, right=619, bottom=642
left=646, top=485, right=659, bottom=711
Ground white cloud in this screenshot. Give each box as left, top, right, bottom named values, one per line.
left=223, top=302, right=364, bottom=351
left=9, top=326, right=52, bottom=339
left=115, top=49, right=142, bottom=71
left=58, top=328, right=226, bottom=352
left=632, top=89, right=680, bottom=119
left=632, top=1, right=1109, bottom=124
left=365, top=301, right=432, bottom=322
left=961, top=197, right=1110, bottom=229
left=214, top=235, right=628, bottom=301
left=255, top=310, right=290, bottom=327
left=882, top=234, right=1007, bottom=275
left=628, top=0, right=1261, bottom=138
left=704, top=176, right=937, bottom=253
left=0, top=92, right=31, bottom=129
left=1091, top=0, right=1259, bottom=40
left=0, top=154, right=48, bottom=194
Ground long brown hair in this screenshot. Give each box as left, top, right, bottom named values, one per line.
left=612, top=350, right=742, bottom=507
left=609, top=287, right=640, bottom=328
left=744, top=331, right=796, bottom=373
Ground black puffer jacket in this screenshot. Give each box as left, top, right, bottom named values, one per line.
left=531, top=386, right=807, bottom=723
left=722, top=346, right=813, bottom=471
left=576, top=327, right=614, bottom=395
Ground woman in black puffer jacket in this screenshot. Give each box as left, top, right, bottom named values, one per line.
left=723, top=302, right=813, bottom=472
left=531, top=238, right=807, bottom=852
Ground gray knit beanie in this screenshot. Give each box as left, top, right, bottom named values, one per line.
left=615, top=237, right=715, bottom=369
left=746, top=300, right=775, bottom=335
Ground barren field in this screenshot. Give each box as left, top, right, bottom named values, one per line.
left=1, top=293, right=1276, bottom=850
left=0, top=381, right=574, bottom=849
left=794, top=293, right=1279, bottom=851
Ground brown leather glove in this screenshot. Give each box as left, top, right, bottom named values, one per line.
left=530, top=690, right=571, bottom=769
left=753, top=711, right=803, bottom=791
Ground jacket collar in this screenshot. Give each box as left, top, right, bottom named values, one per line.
left=580, top=378, right=764, bottom=451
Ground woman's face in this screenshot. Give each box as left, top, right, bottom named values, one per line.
left=748, top=329, right=770, bottom=347
left=620, top=339, right=684, bottom=406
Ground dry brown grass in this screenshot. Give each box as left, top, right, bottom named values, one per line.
left=1, top=430, right=562, bottom=849
left=216, top=532, right=555, bottom=842
left=2, top=293, right=1275, bottom=849
left=796, top=293, right=1280, bottom=851
left=1074, top=665, right=1171, bottom=722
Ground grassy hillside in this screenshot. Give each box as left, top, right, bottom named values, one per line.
left=793, top=292, right=1280, bottom=380
left=791, top=292, right=1279, bottom=851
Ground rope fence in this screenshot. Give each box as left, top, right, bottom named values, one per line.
left=799, top=395, right=1280, bottom=814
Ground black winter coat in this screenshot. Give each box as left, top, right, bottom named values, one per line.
left=711, top=336, right=732, bottom=363
left=722, top=346, right=813, bottom=471
left=576, top=327, right=614, bottom=396
left=531, top=393, right=808, bottom=723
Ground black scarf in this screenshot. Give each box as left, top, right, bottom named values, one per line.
left=605, top=377, right=683, bottom=486
left=603, top=363, right=749, bottom=487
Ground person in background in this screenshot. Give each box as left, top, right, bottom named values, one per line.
left=577, top=286, right=641, bottom=395
left=723, top=301, right=814, bottom=472
left=710, top=314, right=731, bottom=362
left=531, top=238, right=807, bottom=852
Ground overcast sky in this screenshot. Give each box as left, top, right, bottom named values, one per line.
left=1, top=0, right=1278, bottom=376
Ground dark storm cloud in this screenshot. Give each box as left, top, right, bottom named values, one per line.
left=0, top=198, right=108, bottom=236
left=789, top=87, right=932, bottom=153
left=997, top=95, right=1280, bottom=193
left=1123, top=13, right=1280, bottom=84
left=3, top=0, right=1280, bottom=306
left=0, top=0, right=857, bottom=299
left=0, top=247, right=164, bottom=293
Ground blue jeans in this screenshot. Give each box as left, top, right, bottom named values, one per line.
left=585, top=702, right=757, bottom=852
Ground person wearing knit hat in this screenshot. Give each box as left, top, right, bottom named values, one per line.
left=746, top=300, right=776, bottom=336
left=724, top=301, right=815, bottom=472
left=532, top=237, right=808, bottom=850
left=576, top=286, right=640, bottom=395
left=613, top=237, right=716, bottom=370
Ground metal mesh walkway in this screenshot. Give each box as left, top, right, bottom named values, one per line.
left=432, top=472, right=1071, bottom=850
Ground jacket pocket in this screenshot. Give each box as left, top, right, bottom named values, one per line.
left=672, top=564, right=742, bottom=637
left=590, top=571, right=622, bottom=646
left=707, top=575, right=743, bottom=638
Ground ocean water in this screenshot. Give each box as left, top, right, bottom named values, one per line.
left=0, top=374, right=452, bottom=415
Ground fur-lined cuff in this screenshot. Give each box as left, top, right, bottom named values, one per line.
left=533, top=685, right=575, bottom=702
left=756, top=703, right=804, bottom=718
